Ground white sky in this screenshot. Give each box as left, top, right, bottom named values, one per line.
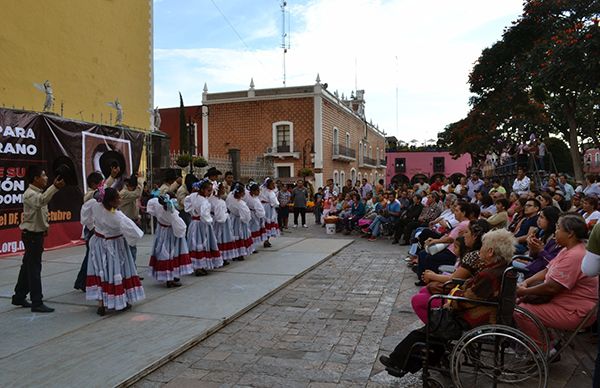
left=154, top=0, right=524, bottom=143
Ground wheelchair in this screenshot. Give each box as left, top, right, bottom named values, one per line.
left=405, top=267, right=549, bottom=388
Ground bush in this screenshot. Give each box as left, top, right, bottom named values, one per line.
left=176, top=154, right=192, bottom=167
left=193, top=156, right=208, bottom=168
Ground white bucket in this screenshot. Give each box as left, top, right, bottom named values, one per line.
left=325, top=223, right=336, bottom=235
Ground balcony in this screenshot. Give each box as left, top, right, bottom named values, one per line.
left=378, top=158, right=387, bottom=168
left=361, top=156, right=377, bottom=168
left=264, top=143, right=300, bottom=159
left=332, top=144, right=356, bottom=162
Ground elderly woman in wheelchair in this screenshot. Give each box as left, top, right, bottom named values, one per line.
left=380, top=229, right=520, bottom=381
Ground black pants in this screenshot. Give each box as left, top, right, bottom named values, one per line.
left=314, top=205, right=322, bottom=224
left=277, top=206, right=289, bottom=229
left=294, top=207, right=306, bottom=225
left=417, top=248, right=457, bottom=278
left=417, top=229, right=443, bottom=245
left=389, top=327, right=445, bottom=373
left=14, top=231, right=45, bottom=306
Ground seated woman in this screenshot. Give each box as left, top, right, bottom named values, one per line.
left=380, top=229, right=516, bottom=377
left=514, top=214, right=598, bottom=350
left=512, top=206, right=561, bottom=278
left=412, top=219, right=490, bottom=323
left=341, top=193, right=365, bottom=234
left=485, top=198, right=509, bottom=230
left=582, top=196, right=600, bottom=230
left=414, top=202, right=474, bottom=285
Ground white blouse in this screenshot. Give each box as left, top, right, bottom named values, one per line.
left=246, top=195, right=266, bottom=218
left=81, top=199, right=143, bottom=245
left=226, top=193, right=251, bottom=223
left=259, top=188, right=279, bottom=208
left=208, top=196, right=229, bottom=223
left=146, top=198, right=187, bottom=238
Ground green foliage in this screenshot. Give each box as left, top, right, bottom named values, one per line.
left=546, top=137, right=574, bottom=175
left=193, top=156, right=208, bottom=168
left=298, top=167, right=313, bottom=177
left=176, top=153, right=191, bottom=168
left=439, top=0, right=600, bottom=179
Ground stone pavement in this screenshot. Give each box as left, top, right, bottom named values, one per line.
left=136, top=220, right=596, bottom=388
left=0, top=226, right=352, bottom=387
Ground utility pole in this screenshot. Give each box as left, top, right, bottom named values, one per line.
left=280, top=1, right=290, bottom=86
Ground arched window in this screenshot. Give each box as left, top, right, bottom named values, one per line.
left=340, top=171, right=346, bottom=189
left=333, top=170, right=339, bottom=187
left=351, top=168, right=356, bottom=185
left=358, top=172, right=362, bottom=183
left=333, top=127, right=339, bottom=146
left=358, top=141, right=363, bottom=162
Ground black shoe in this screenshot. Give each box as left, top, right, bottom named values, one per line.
left=411, top=266, right=418, bottom=274
left=194, top=268, right=208, bottom=276
left=415, top=280, right=426, bottom=286
left=379, top=355, right=406, bottom=377
left=391, top=240, right=399, bottom=245
left=97, top=306, right=106, bottom=316
left=74, top=286, right=86, bottom=293
left=123, top=303, right=132, bottom=311
left=11, top=296, right=32, bottom=308
left=263, top=241, right=272, bottom=248
left=222, top=260, right=230, bottom=266
left=31, top=303, right=55, bottom=313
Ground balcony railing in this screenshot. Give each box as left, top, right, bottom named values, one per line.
left=264, top=143, right=300, bottom=159
left=378, top=158, right=386, bottom=167
left=332, top=144, right=356, bottom=160
left=277, top=144, right=290, bottom=153
left=363, top=156, right=377, bottom=166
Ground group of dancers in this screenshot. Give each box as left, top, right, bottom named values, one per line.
left=80, top=167, right=280, bottom=316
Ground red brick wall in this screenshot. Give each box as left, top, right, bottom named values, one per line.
left=158, top=105, right=203, bottom=153
left=207, top=97, right=314, bottom=175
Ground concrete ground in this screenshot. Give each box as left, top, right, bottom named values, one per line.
left=0, top=223, right=351, bottom=388
left=136, top=216, right=596, bottom=388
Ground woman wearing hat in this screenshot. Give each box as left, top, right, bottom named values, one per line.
left=226, top=183, right=254, bottom=259
left=147, top=194, right=192, bottom=287
left=81, top=188, right=145, bottom=315
left=259, top=178, right=280, bottom=248
left=184, top=179, right=223, bottom=276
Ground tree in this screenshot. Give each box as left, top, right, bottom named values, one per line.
left=178, top=92, right=188, bottom=153
left=439, top=0, right=600, bottom=180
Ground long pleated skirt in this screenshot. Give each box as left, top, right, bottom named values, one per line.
left=249, top=213, right=267, bottom=244
left=86, top=234, right=145, bottom=310
left=187, top=219, right=223, bottom=270
left=149, top=223, right=193, bottom=281
left=214, top=218, right=238, bottom=261
left=263, top=204, right=280, bottom=238
left=231, top=215, right=255, bottom=256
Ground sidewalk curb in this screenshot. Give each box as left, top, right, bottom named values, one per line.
left=116, top=238, right=354, bottom=387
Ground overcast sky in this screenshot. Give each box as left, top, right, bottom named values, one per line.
left=154, top=0, right=524, bottom=143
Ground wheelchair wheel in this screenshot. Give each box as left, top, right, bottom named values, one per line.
left=513, top=306, right=551, bottom=358
left=450, top=325, right=548, bottom=388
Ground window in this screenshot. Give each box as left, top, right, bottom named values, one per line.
left=274, top=162, right=294, bottom=178
left=333, top=127, right=339, bottom=146
left=346, top=133, right=350, bottom=148
left=358, top=141, right=363, bottom=161
left=395, top=157, right=406, bottom=173
left=596, top=152, right=600, bottom=166
left=358, top=172, right=362, bottom=183
left=369, top=146, right=372, bottom=158
left=340, top=171, right=346, bottom=188
left=272, top=121, right=294, bottom=153
left=333, top=170, right=339, bottom=187
left=351, top=168, right=356, bottom=184
left=433, top=157, right=445, bottom=173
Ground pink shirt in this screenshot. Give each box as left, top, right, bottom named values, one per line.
left=547, top=243, right=598, bottom=315
left=448, top=220, right=469, bottom=255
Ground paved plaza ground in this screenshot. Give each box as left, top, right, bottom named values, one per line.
left=135, top=218, right=596, bottom=388
left=0, top=216, right=596, bottom=387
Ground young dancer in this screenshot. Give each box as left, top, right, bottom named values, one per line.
left=226, top=182, right=254, bottom=259
left=209, top=183, right=237, bottom=264
left=185, top=179, right=222, bottom=275
left=259, top=178, right=280, bottom=247
left=246, top=182, right=267, bottom=246
left=81, top=187, right=145, bottom=316
left=147, top=194, right=193, bottom=287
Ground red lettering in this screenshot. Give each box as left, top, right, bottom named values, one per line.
left=0, top=167, right=4, bottom=178
left=7, top=167, right=26, bottom=178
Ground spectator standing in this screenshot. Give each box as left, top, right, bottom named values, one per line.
left=360, top=178, right=373, bottom=199
left=313, top=187, right=324, bottom=225
left=512, top=168, right=531, bottom=195
left=277, top=183, right=292, bottom=229
left=292, top=180, right=309, bottom=228
left=558, top=174, right=575, bottom=201
left=538, top=140, right=546, bottom=170
left=467, top=172, right=484, bottom=199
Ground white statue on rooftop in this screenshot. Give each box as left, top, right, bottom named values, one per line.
left=33, top=80, right=54, bottom=112
left=106, top=98, right=123, bottom=125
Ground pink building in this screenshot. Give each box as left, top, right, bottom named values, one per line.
left=385, top=151, right=472, bottom=185
left=584, top=148, right=600, bottom=174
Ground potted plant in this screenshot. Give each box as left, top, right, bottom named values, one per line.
left=176, top=153, right=192, bottom=168
left=298, top=167, right=313, bottom=177
left=193, top=156, right=208, bottom=168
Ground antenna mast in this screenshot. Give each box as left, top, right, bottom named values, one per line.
left=281, top=1, right=290, bottom=86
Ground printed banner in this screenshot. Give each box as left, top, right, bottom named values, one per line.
left=0, top=108, right=144, bottom=257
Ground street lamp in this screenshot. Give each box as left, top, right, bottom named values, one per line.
left=303, top=138, right=315, bottom=168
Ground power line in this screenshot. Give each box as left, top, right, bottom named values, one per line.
left=209, top=0, right=252, bottom=52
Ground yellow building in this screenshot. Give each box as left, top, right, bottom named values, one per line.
left=0, top=0, right=153, bottom=130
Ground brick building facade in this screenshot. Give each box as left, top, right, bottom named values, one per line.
left=201, top=78, right=386, bottom=188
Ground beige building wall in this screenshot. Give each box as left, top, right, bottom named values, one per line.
left=0, top=0, right=153, bottom=130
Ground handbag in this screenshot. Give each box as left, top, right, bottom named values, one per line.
left=425, top=243, right=449, bottom=255
left=428, top=307, right=469, bottom=341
